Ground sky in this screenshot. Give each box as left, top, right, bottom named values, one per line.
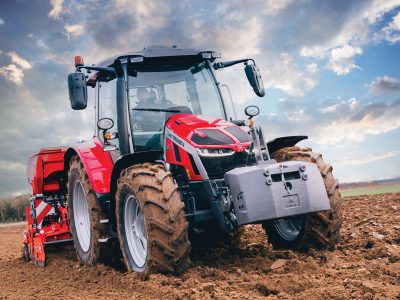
left=1, top=0, right=400, bottom=197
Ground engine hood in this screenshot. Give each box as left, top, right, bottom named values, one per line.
left=165, top=114, right=252, bottom=152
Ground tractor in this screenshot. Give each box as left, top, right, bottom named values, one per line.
left=23, top=45, right=342, bottom=276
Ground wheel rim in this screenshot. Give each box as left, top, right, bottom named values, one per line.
left=73, top=180, right=91, bottom=252
left=274, top=216, right=304, bottom=241
left=124, top=195, right=147, bottom=269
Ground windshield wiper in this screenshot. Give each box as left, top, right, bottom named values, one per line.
left=132, top=108, right=181, bottom=113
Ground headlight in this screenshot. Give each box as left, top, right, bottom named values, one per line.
left=197, top=148, right=235, bottom=157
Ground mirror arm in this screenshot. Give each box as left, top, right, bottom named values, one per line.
left=213, top=59, right=255, bottom=70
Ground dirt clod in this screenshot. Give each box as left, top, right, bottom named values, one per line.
left=270, top=259, right=287, bottom=270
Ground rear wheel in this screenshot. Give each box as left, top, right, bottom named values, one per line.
left=263, top=147, right=343, bottom=250
left=116, top=163, right=191, bottom=278
left=67, top=155, right=112, bottom=265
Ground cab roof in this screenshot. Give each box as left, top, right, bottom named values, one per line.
left=97, top=45, right=219, bottom=67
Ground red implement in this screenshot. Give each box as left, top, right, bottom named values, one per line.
left=23, top=147, right=73, bottom=267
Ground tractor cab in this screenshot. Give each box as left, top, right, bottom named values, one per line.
left=68, top=46, right=265, bottom=157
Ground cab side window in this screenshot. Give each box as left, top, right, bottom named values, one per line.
left=98, top=78, right=118, bottom=148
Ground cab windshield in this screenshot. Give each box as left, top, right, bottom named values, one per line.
left=128, top=61, right=225, bottom=152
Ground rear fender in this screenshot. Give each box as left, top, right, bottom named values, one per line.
left=267, top=135, right=308, bottom=155
left=64, top=137, right=114, bottom=194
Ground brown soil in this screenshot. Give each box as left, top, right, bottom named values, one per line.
left=0, top=193, right=399, bottom=300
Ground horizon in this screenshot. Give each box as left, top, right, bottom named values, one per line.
left=1, top=0, right=400, bottom=197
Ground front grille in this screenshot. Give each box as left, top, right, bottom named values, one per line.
left=200, top=151, right=253, bottom=179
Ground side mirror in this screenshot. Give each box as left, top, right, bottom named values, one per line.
left=245, top=64, right=265, bottom=97
left=244, top=105, right=260, bottom=118
left=68, top=73, right=87, bottom=110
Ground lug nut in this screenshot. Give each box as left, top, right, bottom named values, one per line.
left=266, top=179, right=272, bottom=185
left=264, top=170, right=271, bottom=176
left=302, top=174, right=308, bottom=180
left=300, top=164, right=306, bottom=172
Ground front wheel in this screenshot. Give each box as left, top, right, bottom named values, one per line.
left=116, top=163, right=191, bottom=278
left=264, top=147, right=343, bottom=250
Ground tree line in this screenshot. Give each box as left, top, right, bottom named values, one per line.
left=0, top=194, right=30, bottom=223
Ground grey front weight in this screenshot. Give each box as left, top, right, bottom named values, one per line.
left=225, top=161, right=330, bottom=226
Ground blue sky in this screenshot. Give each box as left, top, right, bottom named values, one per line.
left=0, top=0, right=400, bottom=196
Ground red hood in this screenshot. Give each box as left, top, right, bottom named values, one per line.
left=166, top=114, right=252, bottom=152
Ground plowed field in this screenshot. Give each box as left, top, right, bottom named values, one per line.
left=0, top=193, right=399, bottom=299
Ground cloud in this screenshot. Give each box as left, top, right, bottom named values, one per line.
left=367, top=75, right=400, bottom=94
left=263, top=0, right=293, bottom=15
left=300, top=0, right=400, bottom=75
left=0, top=52, right=32, bottom=85
left=64, top=23, right=84, bottom=39
left=315, top=100, right=400, bottom=145
left=0, top=18, right=4, bottom=25
left=335, top=150, right=400, bottom=166
left=8, top=52, right=32, bottom=70
left=0, top=64, right=25, bottom=85
left=48, top=0, right=64, bottom=20
left=263, top=53, right=320, bottom=97
left=374, top=10, right=400, bottom=43
left=28, top=33, right=50, bottom=50
left=320, top=103, right=341, bottom=114
left=326, top=44, right=363, bottom=75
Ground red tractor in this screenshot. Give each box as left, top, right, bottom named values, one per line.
left=23, top=46, right=342, bottom=276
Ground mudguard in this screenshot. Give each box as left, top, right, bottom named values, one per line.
left=64, top=137, right=114, bottom=194
left=267, top=135, right=308, bottom=155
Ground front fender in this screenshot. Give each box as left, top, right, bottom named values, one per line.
left=64, top=137, right=114, bottom=194
left=267, top=135, right=308, bottom=155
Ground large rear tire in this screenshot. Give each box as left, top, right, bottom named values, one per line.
left=263, top=147, right=343, bottom=250
left=116, top=163, right=191, bottom=278
left=67, top=155, right=113, bottom=265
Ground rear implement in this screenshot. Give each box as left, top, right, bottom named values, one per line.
left=23, top=147, right=72, bottom=266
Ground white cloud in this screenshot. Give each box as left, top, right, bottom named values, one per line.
left=0, top=161, right=25, bottom=172
left=367, top=75, right=400, bottom=94
left=28, top=33, right=49, bottom=50
left=326, top=44, right=363, bottom=75
left=0, top=52, right=32, bottom=85
left=48, top=0, right=64, bottom=20
left=381, top=11, right=400, bottom=43
left=8, top=52, right=32, bottom=70
left=307, top=63, right=319, bottom=74
left=0, top=64, right=25, bottom=85
left=300, top=0, right=400, bottom=75
left=0, top=18, right=4, bottom=25
left=373, top=11, right=400, bottom=43
left=264, top=53, right=319, bottom=97
left=263, top=0, right=293, bottom=15
left=320, top=103, right=341, bottom=114
left=319, top=98, right=359, bottom=114
left=347, top=97, right=359, bottom=110
left=314, top=101, right=400, bottom=145
left=64, top=23, right=84, bottom=39
left=335, top=151, right=400, bottom=166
